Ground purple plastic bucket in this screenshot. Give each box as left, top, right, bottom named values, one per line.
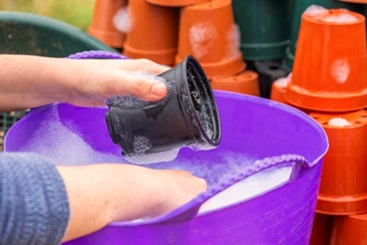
left=4, top=91, right=328, bottom=244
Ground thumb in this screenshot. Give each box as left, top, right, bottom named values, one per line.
left=117, top=71, right=168, bottom=101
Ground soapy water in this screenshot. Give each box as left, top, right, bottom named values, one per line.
left=18, top=108, right=124, bottom=166
left=125, top=148, right=180, bottom=165
left=17, top=107, right=180, bottom=165
left=150, top=151, right=293, bottom=214
left=17, top=108, right=293, bottom=214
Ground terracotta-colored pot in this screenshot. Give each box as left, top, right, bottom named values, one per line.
left=330, top=213, right=367, bottom=244
left=146, top=0, right=210, bottom=7
left=176, top=0, right=246, bottom=79
left=284, top=1, right=365, bottom=72
left=270, top=75, right=291, bottom=104
left=210, top=70, right=260, bottom=96
left=88, top=0, right=127, bottom=48
left=339, top=0, right=367, bottom=3
left=285, top=8, right=367, bottom=112
left=123, top=0, right=179, bottom=65
left=310, top=213, right=334, bottom=245
left=309, top=110, right=367, bottom=215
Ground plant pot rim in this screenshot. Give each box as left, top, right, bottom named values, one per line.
left=146, top=0, right=211, bottom=7
left=285, top=84, right=367, bottom=112
left=211, top=70, right=258, bottom=84
left=317, top=194, right=367, bottom=215
left=183, top=0, right=231, bottom=10
left=124, top=44, right=177, bottom=65
left=176, top=53, right=246, bottom=78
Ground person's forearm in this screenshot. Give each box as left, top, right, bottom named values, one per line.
left=0, top=55, right=77, bottom=112
left=57, top=164, right=166, bottom=242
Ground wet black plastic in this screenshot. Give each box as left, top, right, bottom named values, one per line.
left=105, top=55, right=221, bottom=161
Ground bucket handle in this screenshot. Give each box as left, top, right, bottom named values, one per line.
left=67, top=50, right=128, bottom=60
left=124, top=153, right=311, bottom=226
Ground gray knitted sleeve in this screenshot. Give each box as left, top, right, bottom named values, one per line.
left=0, top=152, right=70, bottom=245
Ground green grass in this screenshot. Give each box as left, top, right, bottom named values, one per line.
left=0, top=0, right=95, bottom=30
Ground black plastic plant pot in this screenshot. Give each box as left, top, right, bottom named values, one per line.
left=105, top=55, right=221, bottom=164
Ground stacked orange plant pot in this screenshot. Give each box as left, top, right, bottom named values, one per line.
left=89, top=0, right=260, bottom=96
left=283, top=6, right=367, bottom=244
left=176, top=0, right=259, bottom=96
left=88, top=0, right=128, bottom=49
left=122, top=0, right=179, bottom=66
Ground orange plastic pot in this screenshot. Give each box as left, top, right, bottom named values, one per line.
left=123, top=0, right=178, bottom=65
left=309, top=110, right=367, bottom=215
left=310, top=213, right=334, bottom=245
left=330, top=213, right=367, bottom=244
left=210, top=70, right=260, bottom=96
left=285, top=9, right=367, bottom=112
left=339, top=0, right=367, bottom=3
left=176, top=0, right=245, bottom=79
left=88, top=0, right=127, bottom=48
left=270, top=76, right=291, bottom=104
left=146, top=0, right=210, bottom=7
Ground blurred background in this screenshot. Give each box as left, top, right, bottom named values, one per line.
left=0, top=0, right=94, bottom=30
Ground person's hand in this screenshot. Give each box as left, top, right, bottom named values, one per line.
left=59, top=164, right=207, bottom=242
left=0, top=55, right=170, bottom=111
left=65, top=58, right=170, bottom=107
left=131, top=168, right=208, bottom=218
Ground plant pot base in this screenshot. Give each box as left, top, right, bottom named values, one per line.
left=210, top=70, right=260, bottom=96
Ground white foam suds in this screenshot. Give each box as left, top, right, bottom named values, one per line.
left=331, top=59, right=350, bottom=85
left=303, top=5, right=328, bottom=16
left=226, top=24, right=241, bottom=60
left=323, top=12, right=359, bottom=24
left=19, top=108, right=124, bottom=166
left=274, top=77, right=290, bottom=89
left=328, top=117, right=352, bottom=127
left=113, top=6, right=132, bottom=33
left=303, top=5, right=359, bottom=24
left=189, top=22, right=218, bottom=58
left=126, top=148, right=180, bottom=165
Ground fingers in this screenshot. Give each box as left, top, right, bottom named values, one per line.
left=110, top=70, right=168, bottom=101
